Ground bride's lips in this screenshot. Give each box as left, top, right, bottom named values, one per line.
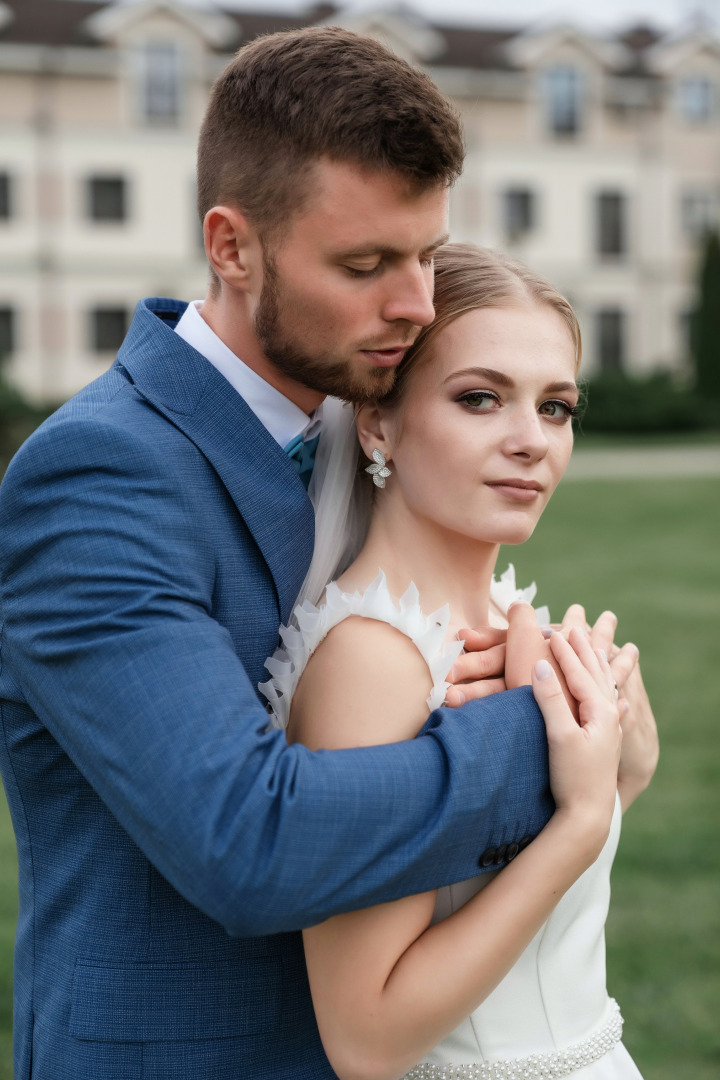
left=359, top=346, right=408, bottom=367
left=486, top=479, right=544, bottom=502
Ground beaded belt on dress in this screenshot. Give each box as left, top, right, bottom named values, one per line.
left=402, top=999, right=623, bottom=1080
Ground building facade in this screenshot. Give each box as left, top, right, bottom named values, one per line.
left=1, top=0, right=719, bottom=402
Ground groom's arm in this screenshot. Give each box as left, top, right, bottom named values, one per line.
left=0, top=415, right=553, bottom=937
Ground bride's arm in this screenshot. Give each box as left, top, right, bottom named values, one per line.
left=289, top=621, right=621, bottom=1080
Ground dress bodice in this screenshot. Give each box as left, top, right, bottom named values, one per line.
left=260, top=570, right=642, bottom=1080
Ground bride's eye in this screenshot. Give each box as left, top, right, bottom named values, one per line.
left=458, top=390, right=499, bottom=411
left=538, top=399, right=578, bottom=422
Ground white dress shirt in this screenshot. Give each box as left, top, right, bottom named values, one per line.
left=174, top=300, right=322, bottom=447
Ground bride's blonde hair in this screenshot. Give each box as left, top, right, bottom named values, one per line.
left=379, top=243, right=581, bottom=408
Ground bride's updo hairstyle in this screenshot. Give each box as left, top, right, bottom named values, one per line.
left=377, top=242, right=581, bottom=411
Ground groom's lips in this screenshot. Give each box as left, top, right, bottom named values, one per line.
left=360, top=346, right=408, bottom=367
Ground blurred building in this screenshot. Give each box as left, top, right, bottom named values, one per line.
left=1, top=0, right=719, bottom=402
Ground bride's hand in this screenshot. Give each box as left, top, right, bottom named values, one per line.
left=553, top=604, right=639, bottom=696
left=533, top=629, right=622, bottom=848
left=559, top=606, right=655, bottom=810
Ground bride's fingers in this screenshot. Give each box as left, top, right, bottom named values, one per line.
left=549, top=630, right=613, bottom=708
left=567, top=628, right=619, bottom=701
left=567, top=627, right=612, bottom=688
left=531, top=658, right=575, bottom=739
left=609, top=641, right=639, bottom=692
left=594, top=645, right=618, bottom=699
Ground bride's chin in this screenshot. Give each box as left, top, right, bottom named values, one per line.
left=483, top=520, right=540, bottom=547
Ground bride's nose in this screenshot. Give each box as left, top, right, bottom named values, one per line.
left=500, top=407, right=549, bottom=461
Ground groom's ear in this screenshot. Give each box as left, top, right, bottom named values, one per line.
left=355, top=403, right=393, bottom=462
left=203, top=206, right=262, bottom=294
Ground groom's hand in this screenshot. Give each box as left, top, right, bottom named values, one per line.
left=506, top=603, right=578, bottom=719
left=444, top=626, right=506, bottom=706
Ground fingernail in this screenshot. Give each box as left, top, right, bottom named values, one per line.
left=453, top=688, right=465, bottom=705
left=598, top=648, right=608, bottom=662
left=535, top=659, right=553, bottom=681
left=628, top=643, right=639, bottom=659
left=540, top=626, right=555, bottom=639
left=448, top=665, right=456, bottom=682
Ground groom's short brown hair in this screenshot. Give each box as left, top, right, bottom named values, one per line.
left=197, top=26, right=464, bottom=235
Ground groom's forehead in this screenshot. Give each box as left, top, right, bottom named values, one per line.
left=285, top=159, right=450, bottom=247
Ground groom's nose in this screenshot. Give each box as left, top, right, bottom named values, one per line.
left=381, top=262, right=436, bottom=327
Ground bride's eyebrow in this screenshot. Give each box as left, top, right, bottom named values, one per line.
left=545, top=380, right=579, bottom=394
left=443, top=367, right=578, bottom=395
left=443, top=367, right=512, bottom=387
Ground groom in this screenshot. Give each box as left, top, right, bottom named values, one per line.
left=0, top=28, right=556, bottom=1080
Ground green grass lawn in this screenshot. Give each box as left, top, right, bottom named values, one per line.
left=0, top=475, right=718, bottom=1077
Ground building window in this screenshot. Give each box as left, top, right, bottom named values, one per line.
left=595, top=191, right=627, bottom=258
left=503, top=188, right=535, bottom=241
left=680, top=189, right=718, bottom=238
left=141, top=41, right=181, bottom=125
left=596, top=308, right=625, bottom=372
left=87, top=177, right=127, bottom=222
left=0, top=173, right=10, bottom=219
left=677, top=76, right=715, bottom=123
left=0, top=306, right=14, bottom=359
left=544, top=66, right=583, bottom=136
left=91, top=307, right=128, bottom=353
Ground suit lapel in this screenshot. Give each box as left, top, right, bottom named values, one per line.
left=117, top=299, right=315, bottom=624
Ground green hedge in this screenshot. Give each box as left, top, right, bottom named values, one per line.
left=578, top=372, right=720, bottom=435
left=0, top=381, right=55, bottom=473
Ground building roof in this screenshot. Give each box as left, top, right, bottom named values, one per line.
left=0, top=0, right=109, bottom=47
left=0, top=0, right=661, bottom=74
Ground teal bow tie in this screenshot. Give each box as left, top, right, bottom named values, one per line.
left=284, top=433, right=320, bottom=490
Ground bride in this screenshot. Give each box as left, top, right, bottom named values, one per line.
left=261, top=244, right=657, bottom=1080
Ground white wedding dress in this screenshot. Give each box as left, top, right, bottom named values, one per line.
left=260, top=567, right=644, bottom=1080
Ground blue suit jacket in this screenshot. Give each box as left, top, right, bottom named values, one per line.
left=0, top=298, right=553, bottom=1079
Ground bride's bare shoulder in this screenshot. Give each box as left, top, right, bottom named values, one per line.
left=287, top=616, right=434, bottom=751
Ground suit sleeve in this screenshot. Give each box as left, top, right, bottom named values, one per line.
left=0, top=413, right=553, bottom=936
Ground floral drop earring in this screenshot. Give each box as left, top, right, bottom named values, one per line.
left=365, top=449, right=392, bottom=488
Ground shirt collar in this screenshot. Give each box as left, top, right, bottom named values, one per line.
left=174, top=300, right=321, bottom=448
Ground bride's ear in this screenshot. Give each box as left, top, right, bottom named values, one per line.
left=355, top=402, right=393, bottom=463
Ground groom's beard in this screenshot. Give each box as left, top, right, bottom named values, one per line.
left=254, top=253, right=407, bottom=404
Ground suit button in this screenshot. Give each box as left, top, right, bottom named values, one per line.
left=479, top=847, right=496, bottom=868
left=518, top=835, right=533, bottom=851
left=494, top=844, right=508, bottom=864
left=506, top=842, right=520, bottom=861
